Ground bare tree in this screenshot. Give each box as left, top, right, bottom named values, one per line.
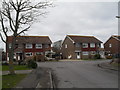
left=0, top=0, right=53, bottom=74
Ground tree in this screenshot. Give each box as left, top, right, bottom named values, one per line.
left=0, top=0, right=53, bottom=74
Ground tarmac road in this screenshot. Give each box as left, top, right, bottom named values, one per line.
left=37, top=60, right=118, bottom=88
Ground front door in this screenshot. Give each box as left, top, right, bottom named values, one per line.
left=76, top=52, right=80, bottom=59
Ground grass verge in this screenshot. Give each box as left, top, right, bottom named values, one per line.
left=2, top=65, right=31, bottom=71
left=2, top=74, right=27, bottom=88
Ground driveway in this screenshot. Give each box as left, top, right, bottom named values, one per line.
left=37, top=60, right=118, bottom=88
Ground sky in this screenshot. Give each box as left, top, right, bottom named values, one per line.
left=0, top=0, right=119, bottom=50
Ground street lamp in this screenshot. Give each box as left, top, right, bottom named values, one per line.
left=116, top=16, right=120, bottom=18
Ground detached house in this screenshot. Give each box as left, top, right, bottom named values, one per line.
left=61, top=35, right=102, bottom=59
left=6, top=36, right=52, bottom=61
left=104, top=35, right=120, bottom=58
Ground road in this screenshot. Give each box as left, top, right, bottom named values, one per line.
left=37, top=60, right=118, bottom=88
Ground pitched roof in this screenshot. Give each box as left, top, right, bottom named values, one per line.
left=112, top=35, right=120, bottom=41
left=67, top=35, right=102, bottom=43
left=104, top=35, right=120, bottom=45
left=7, top=36, right=52, bottom=44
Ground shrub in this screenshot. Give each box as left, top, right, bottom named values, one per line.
left=94, top=54, right=101, bottom=59
left=27, top=59, right=37, bottom=69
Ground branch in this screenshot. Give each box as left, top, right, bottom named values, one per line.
left=0, top=33, right=6, bottom=43
left=0, top=13, right=8, bottom=38
left=17, top=25, right=31, bottom=35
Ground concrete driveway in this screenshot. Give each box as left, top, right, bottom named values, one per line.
left=37, top=60, right=118, bottom=88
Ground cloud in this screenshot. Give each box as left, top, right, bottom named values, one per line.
left=0, top=2, right=118, bottom=49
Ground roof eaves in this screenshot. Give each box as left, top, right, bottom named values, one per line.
left=67, top=35, right=75, bottom=43
left=112, top=36, right=120, bottom=42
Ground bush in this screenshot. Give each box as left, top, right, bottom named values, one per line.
left=94, top=54, right=101, bottom=59
left=27, top=59, right=37, bottom=69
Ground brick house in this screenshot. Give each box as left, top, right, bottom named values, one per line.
left=61, top=35, right=102, bottom=59
left=104, top=35, right=120, bottom=58
left=6, top=36, right=52, bottom=61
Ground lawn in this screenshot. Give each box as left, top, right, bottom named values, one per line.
left=2, top=74, right=27, bottom=88
left=2, top=65, right=31, bottom=71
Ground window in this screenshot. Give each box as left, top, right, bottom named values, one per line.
left=109, top=44, right=112, bottom=48
left=36, top=44, right=42, bottom=48
left=91, top=51, right=96, bottom=55
left=82, top=51, right=89, bottom=55
left=65, top=44, right=67, bottom=48
left=25, top=52, right=33, bottom=56
left=26, top=44, right=32, bottom=48
left=90, top=43, right=95, bottom=48
left=82, top=43, right=88, bottom=48
left=36, top=52, right=43, bottom=55
left=97, top=44, right=100, bottom=47
left=75, top=43, right=80, bottom=47
left=9, top=43, right=12, bottom=49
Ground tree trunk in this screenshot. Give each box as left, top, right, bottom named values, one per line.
left=8, top=37, right=16, bottom=75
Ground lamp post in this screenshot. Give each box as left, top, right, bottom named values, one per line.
left=116, top=16, right=120, bottom=18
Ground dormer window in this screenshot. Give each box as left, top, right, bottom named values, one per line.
left=36, top=44, right=42, bottom=48
left=26, top=44, right=32, bottom=49
left=82, top=43, right=88, bottom=48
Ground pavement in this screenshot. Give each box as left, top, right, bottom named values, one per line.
left=15, top=67, right=53, bottom=88
left=2, top=70, right=32, bottom=75
left=98, top=61, right=118, bottom=71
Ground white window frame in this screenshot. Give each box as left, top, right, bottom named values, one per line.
left=90, top=43, right=95, bottom=48
left=82, top=43, right=88, bottom=48
left=36, top=44, right=42, bottom=49
left=65, top=44, right=67, bottom=48
left=25, top=52, right=33, bottom=57
left=26, top=44, right=32, bottom=49
left=9, top=43, right=12, bottom=49
left=109, top=44, right=112, bottom=48
left=36, top=52, right=43, bottom=55
left=82, top=51, right=89, bottom=55
left=91, top=51, right=96, bottom=55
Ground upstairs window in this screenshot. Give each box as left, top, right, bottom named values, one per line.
left=97, top=44, right=100, bottom=47
left=26, top=44, right=32, bottom=49
left=36, top=44, right=42, bottom=49
left=65, top=44, right=67, bottom=48
left=109, top=44, right=112, bottom=48
left=9, top=43, right=12, bottom=49
left=82, top=43, right=88, bottom=48
left=90, top=43, right=95, bottom=48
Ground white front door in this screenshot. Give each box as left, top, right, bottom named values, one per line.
left=77, top=52, right=80, bottom=59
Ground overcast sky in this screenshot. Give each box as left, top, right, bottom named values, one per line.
left=0, top=0, right=119, bottom=49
